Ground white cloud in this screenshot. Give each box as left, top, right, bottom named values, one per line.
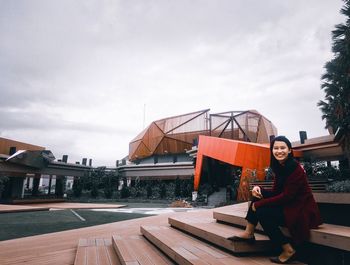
left=0, top=0, right=345, bottom=166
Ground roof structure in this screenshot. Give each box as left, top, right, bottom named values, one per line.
left=0, top=137, right=45, bottom=155
left=129, top=109, right=277, bottom=161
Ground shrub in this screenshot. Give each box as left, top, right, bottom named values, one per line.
left=72, top=177, right=83, bottom=197
left=120, top=185, right=130, bottom=198
left=302, top=162, right=343, bottom=180
left=0, top=176, right=8, bottom=199
left=103, top=187, right=113, bottom=199
left=174, top=177, right=181, bottom=197
left=159, top=182, right=167, bottom=199
left=327, top=180, right=350, bottom=193
left=146, top=184, right=153, bottom=198
left=181, top=179, right=193, bottom=198
left=90, top=184, right=99, bottom=198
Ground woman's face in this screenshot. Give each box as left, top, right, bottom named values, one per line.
left=272, top=141, right=291, bottom=163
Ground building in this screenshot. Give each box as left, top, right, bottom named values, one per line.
left=118, top=109, right=277, bottom=184
left=0, top=137, right=91, bottom=201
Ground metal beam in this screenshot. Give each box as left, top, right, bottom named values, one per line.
left=0, top=161, right=91, bottom=177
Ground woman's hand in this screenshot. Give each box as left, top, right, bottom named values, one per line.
left=252, top=186, right=263, bottom=199
left=252, top=203, right=256, bottom=212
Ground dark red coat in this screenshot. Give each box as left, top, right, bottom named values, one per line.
left=254, top=163, right=322, bottom=243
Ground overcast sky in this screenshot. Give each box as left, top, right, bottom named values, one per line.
left=0, top=0, right=345, bottom=166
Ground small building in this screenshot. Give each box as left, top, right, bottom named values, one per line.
left=0, top=137, right=91, bottom=201
left=118, top=109, right=277, bottom=186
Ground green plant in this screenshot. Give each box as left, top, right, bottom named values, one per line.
left=120, top=185, right=130, bottom=198
left=181, top=179, right=193, bottom=198
left=302, top=162, right=344, bottom=180
left=174, top=177, right=181, bottom=197
left=159, top=182, right=166, bottom=198
left=318, top=0, right=350, bottom=167
left=146, top=184, right=153, bottom=198
left=90, top=184, right=99, bottom=198
left=327, top=180, right=350, bottom=192
left=72, top=177, right=83, bottom=197
left=0, top=176, right=9, bottom=199
left=102, top=170, right=118, bottom=199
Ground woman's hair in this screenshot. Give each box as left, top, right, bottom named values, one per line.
left=270, top=135, right=294, bottom=173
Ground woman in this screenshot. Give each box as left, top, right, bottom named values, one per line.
left=230, top=136, right=322, bottom=264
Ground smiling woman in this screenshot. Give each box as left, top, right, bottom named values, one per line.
left=272, top=141, right=291, bottom=163
left=229, top=136, right=322, bottom=264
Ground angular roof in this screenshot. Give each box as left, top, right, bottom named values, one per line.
left=129, top=109, right=277, bottom=161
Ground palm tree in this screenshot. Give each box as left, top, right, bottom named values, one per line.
left=318, top=0, right=350, bottom=168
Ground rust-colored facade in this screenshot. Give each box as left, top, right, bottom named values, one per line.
left=0, top=137, right=45, bottom=155
left=129, top=109, right=277, bottom=161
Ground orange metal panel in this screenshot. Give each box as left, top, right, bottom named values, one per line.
left=194, top=136, right=304, bottom=201
left=194, top=136, right=270, bottom=191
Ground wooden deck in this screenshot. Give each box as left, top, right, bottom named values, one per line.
left=168, top=213, right=273, bottom=253
left=74, top=238, right=119, bottom=265
left=0, top=212, right=183, bottom=265
left=113, top=234, right=174, bottom=265
left=213, top=203, right=350, bottom=251
left=0, top=204, right=50, bottom=213
left=141, top=225, right=285, bottom=265
left=0, top=202, right=125, bottom=213
left=0, top=202, right=347, bottom=264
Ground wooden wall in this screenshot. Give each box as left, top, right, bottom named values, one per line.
left=0, top=137, right=45, bottom=155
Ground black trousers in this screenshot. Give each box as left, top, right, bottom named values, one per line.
left=246, top=200, right=290, bottom=246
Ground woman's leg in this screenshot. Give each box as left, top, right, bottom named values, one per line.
left=231, top=202, right=258, bottom=239
left=255, top=206, right=288, bottom=246
left=256, top=206, right=296, bottom=263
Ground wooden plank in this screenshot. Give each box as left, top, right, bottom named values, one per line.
left=86, top=243, right=98, bottom=265
left=113, top=234, right=173, bottom=265
left=141, top=225, right=280, bottom=265
left=0, top=205, right=311, bottom=265
left=96, top=241, right=112, bottom=265
left=104, top=239, right=121, bottom=265
left=74, top=245, right=87, bottom=265
left=250, top=180, right=328, bottom=193
left=74, top=238, right=118, bottom=265
left=214, top=203, right=350, bottom=251
left=112, top=235, right=136, bottom=264
left=168, top=216, right=272, bottom=253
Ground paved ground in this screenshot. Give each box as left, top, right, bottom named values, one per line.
left=0, top=202, right=125, bottom=213
left=92, top=207, right=205, bottom=215
left=0, top=201, right=204, bottom=241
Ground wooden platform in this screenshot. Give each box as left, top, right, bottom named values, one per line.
left=24, top=202, right=126, bottom=209
left=250, top=180, right=328, bottom=193
left=213, top=203, right=350, bottom=251
left=0, top=213, right=173, bottom=265
left=0, top=204, right=50, bottom=213
left=11, top=198, right=66, bottom=204
left=141, top=225, right=280, bottom=265
left=0, top=202, right=125, bottom=213
left=112, top=234, right=174, bottom=265
left=1, top=202, right=345, bottom=265
left=74, top=238, right=119, bottom=265
left=168, top=211, right=273, bottom=253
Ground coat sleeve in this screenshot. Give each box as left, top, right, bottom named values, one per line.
left=254, top=168, right=304, bottom=208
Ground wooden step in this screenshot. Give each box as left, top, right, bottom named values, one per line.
left=214, top=203, right=266, bottom=232
left=168, top=215, right=273, bottom=253
left=141, top=225, right=285, bottom=265
left=74, top=238, right=120, bottom=265
left=112, top=234, right=174, bottom=265
left=214, top=203, right=350, bottom=252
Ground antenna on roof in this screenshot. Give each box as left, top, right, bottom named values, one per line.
left=143, top=103, right=146, bottom=129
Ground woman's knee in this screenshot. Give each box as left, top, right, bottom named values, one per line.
left=255, top=207, right=274, bottom=220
